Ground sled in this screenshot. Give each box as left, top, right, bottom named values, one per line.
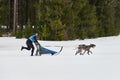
left=35, top=42, right=63, bottom=56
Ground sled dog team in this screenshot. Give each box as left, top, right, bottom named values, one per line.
left=21, top=33, right=96, bottom=56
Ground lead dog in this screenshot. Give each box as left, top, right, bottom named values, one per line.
left=75, top=44, right=96, bottom=55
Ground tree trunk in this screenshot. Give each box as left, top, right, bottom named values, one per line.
left=13, top=0, right=18, bottom=34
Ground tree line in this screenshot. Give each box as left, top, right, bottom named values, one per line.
left=0, top=0, right=120, bottom=40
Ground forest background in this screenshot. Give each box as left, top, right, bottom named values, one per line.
left=0, top=0, right=120, bottom=40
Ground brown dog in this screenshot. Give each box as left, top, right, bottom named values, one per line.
left=75, top=44, right=96, bottom=55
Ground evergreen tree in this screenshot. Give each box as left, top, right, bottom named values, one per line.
left=24, top=19, right=33, bottom=38
left=114, top=0, right=120, bottom=34
left=76, top=0, right=98, bottom=39
left=0, top=0, right=119, bottom=40
left=41, top=24, right=50, bottom=40
left=0, top=0, right=8, bottom=25
left=96, top=0, right=116, bottom=37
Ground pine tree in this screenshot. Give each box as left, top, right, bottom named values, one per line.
left=0, top=0, right=8, bottom=25
left=95, top=0, right=116, bottom=37
left=114, top=0, right=120, bottom=34
left=75, top=0, right=98, bottom=39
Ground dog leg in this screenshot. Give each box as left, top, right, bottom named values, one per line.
left=80, top=52, right=82, bottom=55
left=89, top=51, right=92, bottom=54
left=75, top=51, right=78, bottom=55
left=82, top=50, right=86, bottom=55
left=87, top=50, right=90, bottom=55
left=79, top=49, right=83, bottom=55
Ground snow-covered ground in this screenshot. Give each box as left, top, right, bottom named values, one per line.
left=0, top=36, right=120, bottom=80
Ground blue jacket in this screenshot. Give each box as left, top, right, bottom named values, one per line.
left=29, top=35, right=36, bottom=42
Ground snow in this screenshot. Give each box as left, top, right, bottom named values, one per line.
left=0, top=36, right=120, bottom=80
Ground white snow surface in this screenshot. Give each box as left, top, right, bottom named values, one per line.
left=0, top=36, right=120, bottom=80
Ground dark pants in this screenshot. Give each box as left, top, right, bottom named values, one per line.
left=22, top=39, right=34, bottom=56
